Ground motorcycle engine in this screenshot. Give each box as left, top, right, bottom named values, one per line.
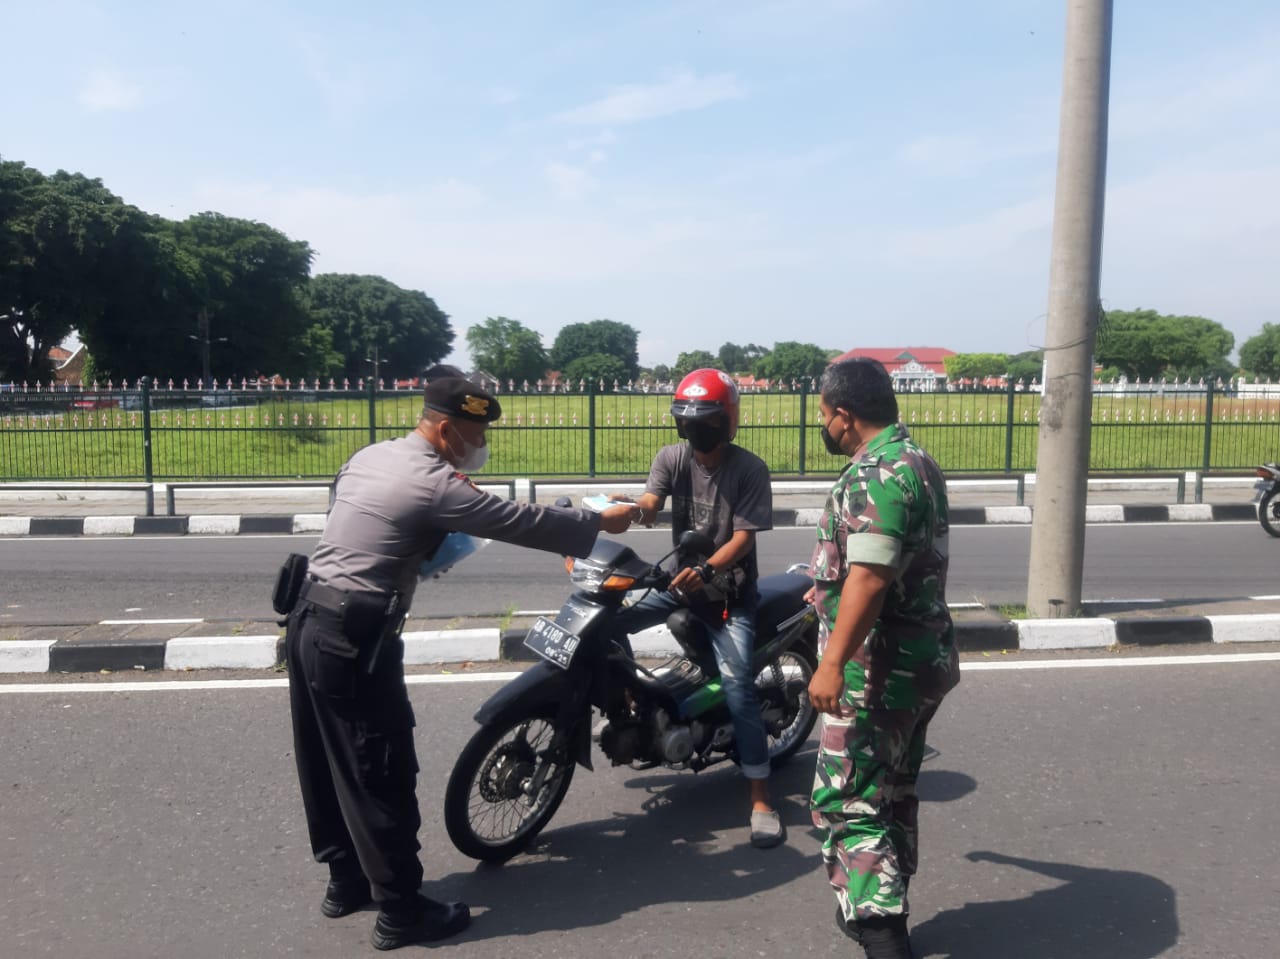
left=599, top=721, right=642, bottom=766
left=659, top=725, right=694, bottom=764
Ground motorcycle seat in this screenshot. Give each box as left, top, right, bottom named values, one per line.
left=753, top=572, right=809, bottom=644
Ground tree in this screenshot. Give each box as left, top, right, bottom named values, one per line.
left=160, top=213, right=316, bottom=381
left=550, top=320, right=639, bottom=379
left=1007, top=349, right=1044, bottom=384
left=297, top=324, right=346, bottom=382
left=672, top=349, right=718, bottom=379
left=305, top=273, right=453, bottom=381
left=717, top=342, right=766, bottom=374
left=1239, top=324, right=1280, bottom=380
left=465, top=316, right=549, bottom=384
left=0, top=161, right=321, bottom=382
left=1095, top=309, right=1234, bottom=381
left=752, top=341, right=830, bottom=383
left=564, top=352, right=630, bottom=385
left=944, top=352, right=1009, bottom=382
left=0, top=162, right=144, bottom=382
left=82, top=214, right=206, bottom=380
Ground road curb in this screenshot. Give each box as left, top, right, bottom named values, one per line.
left=0, top=502, right=1260, bottom=536
left=6, top=615, right=1276, bottom=675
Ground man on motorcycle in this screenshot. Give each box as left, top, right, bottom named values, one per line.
left=611, top=368, right=783, bottom=848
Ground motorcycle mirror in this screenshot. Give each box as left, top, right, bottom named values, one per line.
left=678, top=530, right=716, bottom=558
left=553, top=495, right=573, bottom=509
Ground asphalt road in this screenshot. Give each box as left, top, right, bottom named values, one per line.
left=1, top=522, right=1276, bottom=625
left=2, top=651, right=1278, bottom=958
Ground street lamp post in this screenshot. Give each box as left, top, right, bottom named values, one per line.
left=188, top=307, right=228, bottom=387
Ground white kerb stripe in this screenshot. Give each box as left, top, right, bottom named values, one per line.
left=0, top=640, right=55, bottom=673
left=84, top=516, right=137, bottom=536
left=188, top=515, right=241, bottom=535
left=1205, top=614, right=1280, bottom=644
left=164, top=635, right=280, bottom=670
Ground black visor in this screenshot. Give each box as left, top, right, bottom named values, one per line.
left=670, top=398, right=723, bottom=419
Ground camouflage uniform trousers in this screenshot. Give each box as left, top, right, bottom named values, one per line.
left=811, top=700, right=940, bottom=924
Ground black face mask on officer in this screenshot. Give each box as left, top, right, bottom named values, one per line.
left=678, top=417, right=727, bottom=455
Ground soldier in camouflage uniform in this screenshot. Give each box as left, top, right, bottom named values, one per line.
left=806, top=358, right=959, bottom=959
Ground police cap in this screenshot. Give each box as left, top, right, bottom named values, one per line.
left=422, top=366, right=501, bottom=423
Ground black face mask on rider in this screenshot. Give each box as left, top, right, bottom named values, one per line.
left=680, top=419, right=726, bottom=455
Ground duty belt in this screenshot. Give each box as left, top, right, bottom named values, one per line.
left=299, top=578, right=398, bottom=618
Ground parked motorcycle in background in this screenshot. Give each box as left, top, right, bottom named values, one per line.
left=442, top=518, right=819, bottom=863
left=1253, top=463, right=1280, bottom=536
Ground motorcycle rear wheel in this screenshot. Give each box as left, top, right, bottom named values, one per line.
left=444, top=710, right=577, bottom=863
left=754, top=645, right=819, bottom=768
left=1260, top=488, right=1280, bottom=538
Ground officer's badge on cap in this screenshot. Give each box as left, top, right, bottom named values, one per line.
left=422, top=366, right=502, bottom=423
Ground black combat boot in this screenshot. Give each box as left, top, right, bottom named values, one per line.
left=854, top=915, right=914, bottom=959
left=320, top=862, right=372, bottom=918
left=836, top=904, right=863, bottom=943
left=371, top=894, right=470, bottom=950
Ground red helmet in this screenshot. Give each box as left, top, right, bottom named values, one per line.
left=672, top=368, right=740, bottom=441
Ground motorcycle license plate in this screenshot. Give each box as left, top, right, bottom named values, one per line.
left=523, top=617, right=582, bottom=670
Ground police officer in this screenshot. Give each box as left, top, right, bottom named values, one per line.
left=285, top=367, right=636, bottom=950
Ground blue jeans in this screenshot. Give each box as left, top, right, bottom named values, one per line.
left=612, top=588, right=772, bottom=780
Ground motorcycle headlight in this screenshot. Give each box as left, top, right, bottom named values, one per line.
left=568, top=559, right=636, bottom=592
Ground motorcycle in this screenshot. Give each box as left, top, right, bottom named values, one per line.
left=1254, top=463, right=1280, bottom=537
left=442, top=523, right=819, bottom=863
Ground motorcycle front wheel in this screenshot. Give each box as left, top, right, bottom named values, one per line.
left=1260, top=487, right=1280, bottom=537
left=755, top=645, right=819, bottom=768
left=443, top=710, right=577, bottom=863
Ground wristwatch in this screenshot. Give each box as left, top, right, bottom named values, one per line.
left=696, top=562, right=716, bottom=584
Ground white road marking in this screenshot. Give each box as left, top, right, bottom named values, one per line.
left=3, top=651, right=1279, bottom=694
left=964, top=652, right=1280, bottom=670
left=99, top=618, right=205, bottom=625
left=0, top=673, right=524, bottom=694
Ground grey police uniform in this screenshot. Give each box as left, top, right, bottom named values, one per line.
left=286, top=429, right=602, bottom=910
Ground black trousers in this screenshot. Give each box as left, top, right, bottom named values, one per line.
left=286, top=602, right=422, bottom=907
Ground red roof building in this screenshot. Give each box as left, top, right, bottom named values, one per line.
left=831, top=347, right=955, bottom=392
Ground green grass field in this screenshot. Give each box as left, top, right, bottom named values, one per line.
left=5, top=388, right=1280, bottom=481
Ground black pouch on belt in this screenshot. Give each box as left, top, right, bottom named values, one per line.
left=272, top=553, right=310, bottom=617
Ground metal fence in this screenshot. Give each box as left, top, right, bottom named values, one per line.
left=4, top=378, right=1280, bottom=481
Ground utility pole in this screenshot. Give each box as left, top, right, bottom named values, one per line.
left=1026, top=0, right=1113, bottom=618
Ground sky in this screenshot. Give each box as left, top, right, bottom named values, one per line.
left=3, top=0, right=1277, bottom=369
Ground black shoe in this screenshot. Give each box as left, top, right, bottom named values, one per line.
left=835, top=904, right=863, bottom=944
left=371, top=897, right=471, bottom=950
left=855, top=915, right=914, bottom=959
left=321, top=877, right=372, bottom=918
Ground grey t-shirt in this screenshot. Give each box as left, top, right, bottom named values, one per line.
left=309, top=431, right=600, bottom=607
left=645, top=442, right=773, bottom=591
